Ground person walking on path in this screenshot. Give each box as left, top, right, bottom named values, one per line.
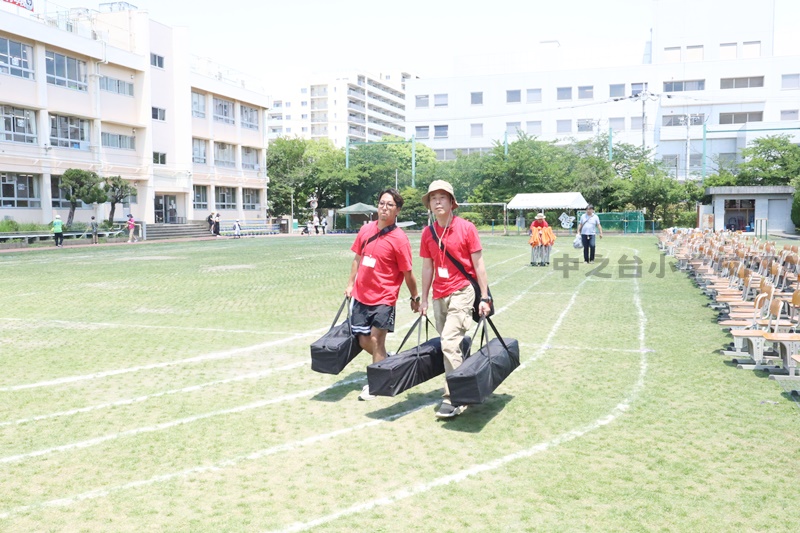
left=213, top=213, right=221, bottom=237
left=126, top=214, right=138, bottom=243
left=90, top=216, right=99, bottom=245
left=577, top=204, right=603, bottom=264
left=346, top=188, right=420, bottom=401
left=419, top=180, right=492, bottom=419
left=52, top=215, right=64, bottom=247
left=207, top=212, right=215, bottom=233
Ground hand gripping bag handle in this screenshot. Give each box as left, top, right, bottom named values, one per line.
left=473, top=316, right=511, bottom=356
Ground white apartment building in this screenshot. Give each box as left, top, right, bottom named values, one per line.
left=267, top=72, right=413, bottom=149
left=405, top=0, right=800, bottom=180
left=0, top=2, right=269, bottom=225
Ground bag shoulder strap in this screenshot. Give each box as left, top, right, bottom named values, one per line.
left=360, top=223, right=397, bottom=254
left=331, top=296, right=351, bottom=330
left=428, top=225, right=476, bottom=284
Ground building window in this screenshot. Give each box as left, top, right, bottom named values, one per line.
left=50, top=176, right=72, bottom=208
left=192, top=92, right=206, bottom=118
left=101, top=132, right=135, bottom=150
left=663, top=80, right=705, bottom=92
left=100, top=76, right=134, bottom=96
left=782, top=74, right=800, bottom=90
left=415, top=126, right=429, bottom=139
left=631, top=82, right=648, bottom=96
left=577, top=119, right=594, bottom=132
left=0, top=37, right=34, bottom=79
left=690, top=154, right=702, bottom=168
left=1, top=173, right=40, bottom=208
left=193, top=185, right=207, bottom=209
left=273, top=100, right=282, bottom=109
left=609, top=117, right=625, bottom=131
left=241, top=105, right=260, bottom=130
left=214, top=142, right=235, bottom=167
left=526, top=121, right=542, bottom=135
left=506, top=90, right=521, bottom=103
left=661, top=154, right=679, bottom=170
left=153, top=152, right=167, bottom=165
left=720, top=42, right=737, bottom=60
left=215, top=186, right=236, bottom=210
left=578, top=86, right=593, bottom=99
left=526, top=88, right=542, bottom=103
left=213, top=97, right=235, bottom=124
left=609, top=84, right=625, bottom=98
left=45, top=51, right=87, bottom=91
left=471, top=92, right=483, bottom=105
left=471, top=123, right=483, bottom=137
left=663, top=47, right=681, bottom=63
left=285, top=115, right=291, bottom=120
left=662, top=114, right=704, bottom=127
left=556, top=119, right=571, bottom=133
left=1, top=105, right=36, bottom=143
left=300, top=87, right=308, bottom=94
left=434, top=125, right=448, bottom=138
left=242, top=147, right=259, bottom=170
left=415, top=95, right=429, bottom=108
left=631, top=116, right=643, bottom=130
left=685, top=45, right=704, bottom=61
left=49, top=114, right=89, bottom=148
left=741, top=41, right=760, bottom=58
left=781, top=110, right=799, bottom=121
left=151, top=107, right=166, bottom=121
left=434, top=94, right=448, bottom=107
left=150, top=53, right=164, bottom=68
left=301, top=101, right=307, bottom=106
left=720, top=76, right=764, bottom=89
left=243, top=188, right=259, bottom=210
left=719, top=111, right=763, bottom=124
left=718, top=153, right=736, bottom=166
left=506, top=122, right=521, bottom=135
left=557, top=87, right=572, bottom=100
left=192, top=138, right=207, bottom=164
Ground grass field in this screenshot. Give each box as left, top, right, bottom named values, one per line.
left=1, top=233, right=798, bottom=532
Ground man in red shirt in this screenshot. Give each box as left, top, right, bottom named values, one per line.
left=346, top=188, right=420, bottom=400
left=419, top=180, right=492, bottom=418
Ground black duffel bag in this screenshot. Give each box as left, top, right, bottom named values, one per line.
left=367, top=316, right=472, bottom=397
left=310, top=297, right=362, bottom=374
left=446, top=317, right=519, bottom=405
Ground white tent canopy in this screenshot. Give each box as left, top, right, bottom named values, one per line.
left=507, top=192, right=588, bottom=211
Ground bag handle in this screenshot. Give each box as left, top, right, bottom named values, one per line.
left=393, top=315, right=436, bottom=356
left=331, top=296, right=350, bottom=330
left=472, top=316, right=510, bottom=355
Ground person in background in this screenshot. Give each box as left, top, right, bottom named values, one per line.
left=529, top=212, right=556, bottom=266
left=90, top=216, right=99, bottom=245
left=233, top=220, right=242, bottom=239
left=126, top=214, right=138, bottom=243
left=346, top=188, right=420, bottom=401
left=577, top=204, right=603, bottom=264
left=207, top=212, right=215, bottom=233
left=313, top=213, right=320, bottom=234
left=213, top=213, right=221, bottom=237
left=419, top=180, right=492, bottom=419
left=321, top=216, right=328, bottom=235
left=52, top=214, right=64, bottom=247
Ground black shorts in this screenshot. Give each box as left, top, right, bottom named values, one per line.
left=351, top=300, right=395, bottom=335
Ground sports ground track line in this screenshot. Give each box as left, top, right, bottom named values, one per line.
left=273, top=263, right=651, bottom=532
left=0, top=400, right=437, bottom=520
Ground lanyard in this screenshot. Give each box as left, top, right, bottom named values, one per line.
left=360, top=223, right=397, bottom=257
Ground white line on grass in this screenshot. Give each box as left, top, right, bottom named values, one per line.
left=0, top=329, right=326, bottom=392
left=0, top=401, right=436, bottom=520
left=272, top=259, right=651, bottom=533
left=0, top=317, right=303, bottom=336
left=522, top=344, right=645, bottom=354
left=0, top=362, right=308, bottom=428
left=0, top=377, right=366, bottom=465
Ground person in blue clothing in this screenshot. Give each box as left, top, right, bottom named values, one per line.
left=577, top=205, right=603, bottom=264
left=52, top=215, right=64, bottom=247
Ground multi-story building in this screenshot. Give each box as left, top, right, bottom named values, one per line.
left=267, top=72, right=413, bottom=149
left=405, top=0, right=800, bottom=180
left=0, top=2, right=269, bottom=225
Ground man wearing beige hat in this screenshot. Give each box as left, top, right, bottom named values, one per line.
left=419, top=180, right=491, bottom=418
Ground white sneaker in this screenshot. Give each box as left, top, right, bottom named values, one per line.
left=358, top=384, right=376, bottom=401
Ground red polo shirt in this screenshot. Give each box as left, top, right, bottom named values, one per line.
left=420, top=216, right=482, bottom=299
left=350, top=221, right=413, bottom=306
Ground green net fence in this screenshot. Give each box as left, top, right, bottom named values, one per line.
left=584, top=211, right=646, bottom=233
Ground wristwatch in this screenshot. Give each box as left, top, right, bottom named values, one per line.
left=480, top=297, right=492, bottom=303
left=410, top=295, right=421, bottom=303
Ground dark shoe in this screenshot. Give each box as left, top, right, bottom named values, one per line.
left=435, top=402, right=468, bottom=419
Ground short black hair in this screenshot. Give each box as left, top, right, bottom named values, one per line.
left=378, top=188, right=404, bottom=209
left=586, top=204, right=594, bottom=210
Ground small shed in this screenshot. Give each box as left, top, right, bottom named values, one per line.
left=701, top=186, right=795, bottom=233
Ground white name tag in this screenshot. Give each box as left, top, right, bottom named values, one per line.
left=362, top=256, right=377, bottom=268
left=437, top=266, right=450, bottom=278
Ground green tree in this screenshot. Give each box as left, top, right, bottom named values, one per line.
left=737, top=135, right=800, bottom=186
left=104, top=176, right=137, bottom=224
left=626, top=162, right=681, bottom=222
left=60, top=168, right=106, bottom=226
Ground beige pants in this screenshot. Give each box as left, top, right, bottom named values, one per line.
left=432, top=283, right=475, bottom=400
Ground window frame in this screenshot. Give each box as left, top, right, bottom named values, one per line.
left=192, top=92, right=206, bottom=118
left=215, top=186, right=236, bottom=210
left=1, top=173, right=40, bottom=208
left=49, top=114, right=89, bottom=149
left=193, top=185, right=208, bottom=209
left=213, top=97, right=235, bottom=124
left=241, top=104, right=260, bottom=130
left=192, top=138, right=207, bottom=164
left=0, top=37, right=35, bottom=80
left=214, top=141, right=236, bottom=168
left=45, top=51, right=87, bottom=91
left=1, top=105, right=37, bottom=144
left=153, top=152, right=167, bottom=165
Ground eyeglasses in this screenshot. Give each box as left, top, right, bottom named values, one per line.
left=378, top=201, right=396, bottom=208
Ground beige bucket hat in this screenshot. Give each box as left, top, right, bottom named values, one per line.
left=421, top=180, right=459, bottom=210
